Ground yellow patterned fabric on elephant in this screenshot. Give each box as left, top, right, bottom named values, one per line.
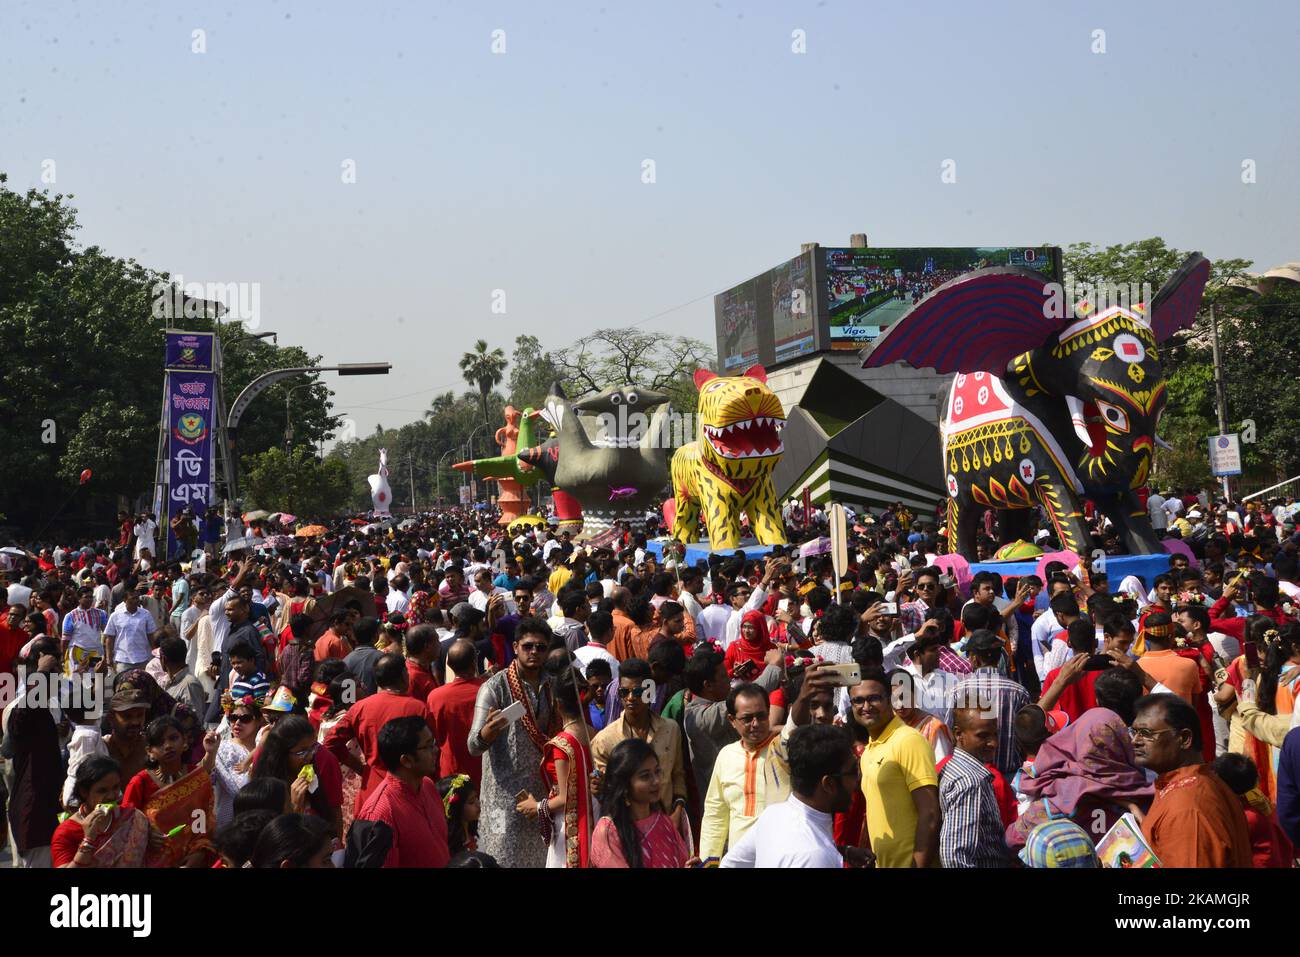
left=670, top=365, right=787, bottom=549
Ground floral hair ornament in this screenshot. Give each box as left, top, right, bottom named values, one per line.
left=1263, top=628, right=1282, bottom=650
left=442, top=774, right=472, bottom=818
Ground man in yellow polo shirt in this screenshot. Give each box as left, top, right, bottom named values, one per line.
left=855, top=668, right=940, bottom=868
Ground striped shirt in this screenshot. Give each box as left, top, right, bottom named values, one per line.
left=938, top=747, right=1011, bottom=868
left=944, top=667, right=1031, bottom=776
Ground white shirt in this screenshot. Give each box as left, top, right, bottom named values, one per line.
left=468, top=585, right=509, bottom=613
left=1207, top=631, right=1241, bottom=663
left=105, top=607, right=159, bottom=663
left=1147, top=493, right=1167, bottom=530
left=697, top=603, right=732, bottom=645
left=574, top=643, right=620, bottom=683
left=386, top=590, right=412, bottom=615
left=210, top=587, right=238, bottom=654
left=720, top=795, right=842, bottom=868
left=905, top=663, right=959, bottom=727
left=1030, top=611, right=1061, bottom=681
left=133, top=519, right=158, bottom=558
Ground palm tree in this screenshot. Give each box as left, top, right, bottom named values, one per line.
left=459, top=339, right=508, bottom=429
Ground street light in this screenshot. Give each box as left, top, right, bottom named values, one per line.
left=225, top=362, right=391, bottom=498
left=284, top=382, right=317, bottom=452
left=463, top=424, right=490, bottom=503
left=435, top=448, right=457, bottom=505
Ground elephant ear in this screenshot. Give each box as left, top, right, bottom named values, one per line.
left=861, top=266, right=1059, bottom=374
left=1147, top=253, right=1210, bottom=343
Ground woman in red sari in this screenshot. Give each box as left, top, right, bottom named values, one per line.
left=52, top=756, right=162, bottom=868
left=516, top=659, right=595, bottom=867
left=590, top=739, right=697, bottom=868
left=121, top=715, right=220, bottom=866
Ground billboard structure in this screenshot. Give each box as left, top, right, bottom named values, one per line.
left=153, top=331, right=226, bottom=559
left=714, top=245, right=1061, bottom=367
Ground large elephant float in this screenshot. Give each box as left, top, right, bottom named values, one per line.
left=862, top=254, right=1210, bottom=559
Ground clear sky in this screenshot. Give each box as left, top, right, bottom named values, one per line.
left=3, top=0, right=1296, bottom=442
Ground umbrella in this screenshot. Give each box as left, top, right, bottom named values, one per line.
left=295, top=525, right=329, bottom=538
left=799, top=537, right=833, bottom=558
left=398, top=518, right=418, bottom=529
left=242, top=510, right=270, bottom=522
left=261, top=535, right=296, bottom=550
left=1034, top=550, right=1081, bottom=584
left=508, top=515, right=545, bottom=530
left=269, top=512, right=297, bottom=525
left=223, top=536, right=260, bottom=554
left=933, top=553, right=972, bottom=598
left=0, top=546, right=30, bottom=558
left=349, top=518, right=369, bottom=525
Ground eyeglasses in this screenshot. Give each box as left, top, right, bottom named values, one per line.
left=732, top=712, right=769, bottom=725
left=915, top=582, right=938, bottom=590
left=230, top=713, right=257, bottom=724
left=850, top=695, right=885, bottom=706
left=1128, top=727, right=1177, bottom=743
left=617, top=684, right=650, bottom=699
left=291, top=744, right=319, bottom=760
left=518, top=643, right=547, bottom=653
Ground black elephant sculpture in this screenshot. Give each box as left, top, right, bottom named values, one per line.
left=862, top=254, right=1210, bottom=559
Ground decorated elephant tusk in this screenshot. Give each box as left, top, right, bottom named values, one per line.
left=1064, top=394, right=1092, bottom=447
left=1155, top=435, right=1174, bottom=451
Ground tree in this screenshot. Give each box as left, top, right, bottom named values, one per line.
left=0, top=174, right=342, bottom=533
left=551, top=327, right=714, bottom=413
left=242, top=447, right=352, bottom=517
left=507, top=334, right=560, bottom=411
left=460, top=339, right=508, bottom=427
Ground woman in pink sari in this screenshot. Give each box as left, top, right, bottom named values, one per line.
left=516, top=662, right=596, bottom=867
left=591, top=739, right=697, bottom=868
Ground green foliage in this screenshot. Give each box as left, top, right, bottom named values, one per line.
left=507, top=334, right=560, bottom=411
left=552, top=327, right=714, bottom=413
left=0, top=174, right=340, bottom=532
left=241, top=446, right=352, bottom=516
left=460, top=339, right=508, bottom=427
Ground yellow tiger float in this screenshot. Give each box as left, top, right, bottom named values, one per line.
left=670, top=365, right=787, bottom=549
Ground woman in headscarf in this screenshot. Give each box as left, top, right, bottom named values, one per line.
left=724, top=610, right=775, bottom=678
left=1006, top=706, right=1153, bottom=852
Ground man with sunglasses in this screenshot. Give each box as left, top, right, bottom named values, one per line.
left=590, top=657, right=688, bottom=829
left=468, top=618, right=556, bottom=868
left=1131, top=693, right=1250, bottom=867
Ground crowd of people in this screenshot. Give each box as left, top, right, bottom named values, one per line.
left=1, top=485, right=1299, bottom=869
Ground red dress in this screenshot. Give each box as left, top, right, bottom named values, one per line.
left=1174, top=643, right=1217, bottom=762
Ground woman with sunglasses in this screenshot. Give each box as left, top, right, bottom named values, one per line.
left=591, top=739, right=695, bottom=868
left=251, top=714, right=344, bottom=841
left=212, top=695, right=266, bottom=830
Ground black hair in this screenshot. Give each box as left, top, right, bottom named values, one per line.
left=1093, top=667, right=1144, bottom=725
left=514, top=616, right=552, bottom=645
left=1134, top=693, right=1202, bottom=751
left=1209, top=752, right=1257, bottom=795
left=787, top=724, right=854, bottom=797
left=1012, top=705, right=1052, bottom=755
left=1257, top=623, right=1300, bottom=717
left=684, top=647, right=724, bottom=694
left=601, top=738, right=658, bottom=868
left=725, top=682, right=769, bottom=717
left=353, top=617, right=381, bottom=647
left=249, top=814, right=334, bottom=868
left=437, top=776, right=480, bottom=857
left=1067, top=618, right=1096, bottom=654
left=71, top=755, right=122, bottom=806
left=1049, top=593, right=1079, bottom=618
left=619, top=657, right=651, bottom=683
left=234, top=777, right=289, bottom=817
left=447, top=849, right=498, bottom=868
left=851, top=633, right=884, bottom=671
left=289, top=613, right=313, bottom=639
left=584, top=657, right=612, bottom=680
left=558, top=589, right=587, bottom=618
left=377, top=714, right=428, bottom=771
left=159, top=635, right=188, bottom=667
left=374, top=652, right=407, bottom=690
left=961, top=602, right=1000, bottom=632
left=818, top=604, right=857, bottom=644
left=1100, top=610, right=1136, bottom=638
left=143, top=715, right=185, bottom=767
left=215, top=809, right=279, bottom=867
left=227, top=640, right=257, bottom=661
left=587, top=610, right=614, bottom=642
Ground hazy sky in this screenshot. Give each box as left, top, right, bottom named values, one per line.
left=4, top=0, right=1297, bottom=444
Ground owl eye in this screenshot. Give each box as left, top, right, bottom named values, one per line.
left=609, top=394, right=622, bottom=405
left=1096, top=401, right=1129, bottom=432
left=626, top=392, right=639, bottom=405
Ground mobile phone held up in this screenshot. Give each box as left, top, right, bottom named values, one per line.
left=500, top=700, right=527, bottom=724
left=823, top=662, right=861, bottom=687
left=1083, top=655, right=1114, bottom=672
left=1244, top=641, right=1260, bottom=670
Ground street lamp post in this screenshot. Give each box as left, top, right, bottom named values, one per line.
left=435, top=448, right=457, bottom=505
left=463, top=424, right=490, bottom=503
left=225, top=362, right=391, bottom=500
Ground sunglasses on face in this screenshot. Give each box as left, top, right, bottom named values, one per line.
left=518, top=642, right=547, bottom=653
left=230, top=712, right=257, bottom=724
left=617, top=684, right=650, bottom=700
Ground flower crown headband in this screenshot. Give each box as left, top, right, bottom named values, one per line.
left=441, top=774, right=472, bottom=818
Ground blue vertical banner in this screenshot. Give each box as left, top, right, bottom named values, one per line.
left=164, top=332, right=217, bottom=558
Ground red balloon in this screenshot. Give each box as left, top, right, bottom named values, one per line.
left=79, top=469, right=92, bottom=485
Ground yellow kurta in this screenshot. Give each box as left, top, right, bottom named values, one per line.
left=699, top=724, right=793, bottom=863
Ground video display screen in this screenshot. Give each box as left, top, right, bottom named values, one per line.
left=770, top=251, right=816, bottom=364
left=823, top=246, right=1059, bottom=350
left=715, top=278, right=761, bottom=372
